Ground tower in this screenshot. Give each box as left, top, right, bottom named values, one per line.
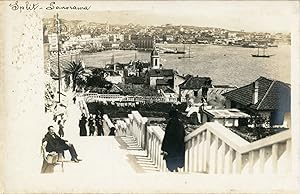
left=151, top=47, right=160, bottom=69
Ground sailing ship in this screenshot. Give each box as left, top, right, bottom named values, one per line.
left=178, top=44, right=193, bottom=59
left=251, top=47, right=273, bottom=58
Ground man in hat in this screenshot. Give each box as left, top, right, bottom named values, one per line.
left=42, top=125, right=82, bottom=162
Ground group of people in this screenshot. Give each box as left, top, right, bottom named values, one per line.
left=79, top=113, right=104, bottom=136
left=42, top=104, right=185, bottom=172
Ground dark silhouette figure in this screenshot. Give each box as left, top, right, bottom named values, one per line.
left=58, top=120, right=64, bottom=137
left=88, top=115, right=96, bottom=136
left=79, top=113, right=87, bottom=136
left=95, top=114, right=104, bottom=136
left=161, top=109, right=185, bottom=172
left=108, top=127, right=116, bottom=136
left=42, top=126, right=81, bottom=162
left=73, top=96, right=76, bottom=104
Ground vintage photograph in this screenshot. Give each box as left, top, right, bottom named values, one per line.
left=1, top=1, right=299, bottom=193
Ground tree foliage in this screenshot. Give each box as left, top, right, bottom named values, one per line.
left=63, top=61, right=91, bottom=91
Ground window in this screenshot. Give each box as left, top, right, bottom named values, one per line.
left=194, top=90, right=198, bottom=97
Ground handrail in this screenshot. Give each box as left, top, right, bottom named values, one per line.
left=117, top=111, right=292, bottom=174
left=81, top=92, right=172, bottom=103
left=185, top=122, right=249, bottom=153
left=149, top=126, right=164, bottom=142
left=241, top=129, right=291, bottom=153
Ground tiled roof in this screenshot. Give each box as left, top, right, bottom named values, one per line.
left=179, top=76, right=212, bottom=89
left=148, top=69, right=174, bottom=77
left=223, top=76, right=290, bottom=111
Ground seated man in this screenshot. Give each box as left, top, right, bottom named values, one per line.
left=42, top=125, right=82, bottom=163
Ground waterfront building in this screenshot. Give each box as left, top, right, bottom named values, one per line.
left=223, top=76, right=291, bottom=128
left=131, top=35, right=154, bottom=50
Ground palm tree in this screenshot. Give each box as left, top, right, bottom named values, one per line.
left=63, top=60, right=91, bottom=91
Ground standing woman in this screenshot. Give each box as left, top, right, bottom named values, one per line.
left=79, top=113, right=87, bottom=136
left=88, top=114, right=96, bottom=136
left=95, top=114, right=104, bottom=136
left=161, top=109, right=185, bottom=172
left=57, top=120, right=64, bottom=137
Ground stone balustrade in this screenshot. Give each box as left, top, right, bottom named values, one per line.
left=102, top=114, right=115, bottom=135
left=80, top=92, right=176, bottom=104
left=117, top=111, right=292, bottom=175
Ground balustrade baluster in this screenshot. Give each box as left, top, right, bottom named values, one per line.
left=155, top=138, right=158, bottom=166
left=248, top=151, right=254, bottom=174
left=272, top=143, right=279, bottom=174
left=190, top=137, right=196, bottom=172
left=147, top=131, right=151, bottom=159
left=201, top=131, right=206, bottom=172
left=151, top=137, right=155, bottom=164
left=227, top=147, right=233, bottom=174
left=219, top=141, right=226, bottom=174
left=259, top=148, right=266, bottom=173
left=212, top=136, right=219, bottom=173
left=235, top=152, right=242, bottom=174
left=195, top=134, right=201, bottom=172
left=205, top=131, right=211, bottom=173
left=157, top=140, right=160, bottom=169
left=184, top=141, right=190, bottom=172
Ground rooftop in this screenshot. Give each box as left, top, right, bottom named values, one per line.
left=203, top=108, right=250, bottom=119
left=223, top=76, right=291, bottom=112
left=179, top=76, right=212, bottom=89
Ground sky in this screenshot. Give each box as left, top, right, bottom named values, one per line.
left=43, top=1, right=298, bottom=32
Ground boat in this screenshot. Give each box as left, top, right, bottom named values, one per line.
left=162, top=47, right=185, bottom=54
left=251, top=47, right=274, bottom=58
left=178, top=44, right=193, bottom=59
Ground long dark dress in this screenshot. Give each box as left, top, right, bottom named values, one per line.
left=79, top=116, right=87, bottom=136
left=161, top=117, right=185, bottom=172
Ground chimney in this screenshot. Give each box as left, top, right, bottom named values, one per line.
left=252, top=81, right=259, bottom=104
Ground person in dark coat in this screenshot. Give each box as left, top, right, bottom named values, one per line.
left=108, top=127, right=116, bottom=136
left=79, top=113, right=87, bottom=136
left=95, top=114, right=104, bottom=136
left=73, top=96, right=76, bottom=104
left=57, top=120, right=64, bottom=137
left=161, top=109, right=185, bottom=172
left=42, top=126, right=81, bottom=162
left=88, top=114, right=96, bottom=136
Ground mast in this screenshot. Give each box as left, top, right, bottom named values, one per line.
left=55, top=13, right=61, bottom=103
left=188, top=45, right=191, bottom=58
